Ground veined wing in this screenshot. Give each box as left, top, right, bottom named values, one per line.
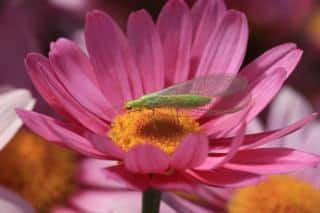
left=188, top=93, right=252, bottom=118
left=151, top=75, right=247, bottom=98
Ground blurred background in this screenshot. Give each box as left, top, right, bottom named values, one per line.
left=1, top=0, right=320, bottom=211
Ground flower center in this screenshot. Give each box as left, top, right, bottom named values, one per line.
left=108, top=108, right=200, bottom=155
left=0, top=128, right=76, bottom=212
left=228, top=175, right=320, bottom=213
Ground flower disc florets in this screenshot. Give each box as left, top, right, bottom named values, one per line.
left=108, top=108, right=200, bottom=155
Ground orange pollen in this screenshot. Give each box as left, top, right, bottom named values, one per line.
left=228, top=175, right=320, bottom=213
left=108, top=108, right=200, bottom=155
left=0, top=128, right=76, bottom=212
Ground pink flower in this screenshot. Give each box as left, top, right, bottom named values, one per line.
left=18, top=0, right=319, bottom=193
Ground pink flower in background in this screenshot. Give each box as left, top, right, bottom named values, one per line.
left=226, top=87, right=320, bottom=212
left=18, top=0, right=319, bottom=195
left=0, top=87, right=35, bottom=213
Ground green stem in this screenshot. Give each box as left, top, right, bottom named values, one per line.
left=142, top=188, right=161, bottom=213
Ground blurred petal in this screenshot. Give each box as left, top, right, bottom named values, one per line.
left=105, top=165, right=150, bottom=190
left=76, top=159, right=129, bottom=189
left=0, top=186, right=34, bottom=213
left=69, top=190, right=175, bottom=213
left=246, top=118, right=264, bottom=134
left=51, top=207, right=77, bottom=213
left=267, top=86, right=314, bottom=146
left=0, top=88, right=35, bottom=150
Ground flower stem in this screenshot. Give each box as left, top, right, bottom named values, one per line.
left=142, top=188, right=161, bottom=213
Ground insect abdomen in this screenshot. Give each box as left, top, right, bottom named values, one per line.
left=157, top=95, right=211, bottom=108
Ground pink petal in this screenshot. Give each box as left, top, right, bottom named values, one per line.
left=16, top=109, right=107, bottom=158
left=195, top=124, right=245, bottom=170
left=190, top=0, right=226, bottom=74
left=49, top=38, right=115, bottom=120
left=170, top=134, right=208, bottom=170
left=76, top=159, right=130, bottom=189
left=195, top=10, right=248, bottom=76
left=127, top=10, right=165, bottom=93
left=151, top=171, right=197, bottom=191
left=241, top=43, right=301, bottom=80
left=105, top=165, right=150, bottom=190
left=239, top=43, right=303, bottom=122
left=0, top=186, right=34, bottom=213
left=210, top=113, right=317, bottom=152
left=203, top=68, right=287, bottom=137
left=157, top=0, right=192, bottom=84
left=224, top=148, right=320, bottom=174
left=51, top=207, right=77, bottom=213
left=25, top=53, right=108, bottom=134
left=24, top=53, right=70, bottom=117
left=69, top=190, right=175, bottom=213
left=85, top=10, right=143, bottom=104
left=242, top=68, right=289, bottom=123
left=187, top=168, right=262, bottom=187
left=163, top=192, right=221, bottom=213
left=124, top=145, right=169, bottom=174
left=201, top=102, right=251, bottom=137
left=88, top=133, right=125, bottom=159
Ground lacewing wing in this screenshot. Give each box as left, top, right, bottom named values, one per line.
left=126, top=75, right=250, bottom=117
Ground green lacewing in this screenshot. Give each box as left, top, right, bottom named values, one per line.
left=125, top=75, right=250, bottom=116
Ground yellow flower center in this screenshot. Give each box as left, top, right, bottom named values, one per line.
left=108, top=108, right=200, bottom=155
left=228, top=175, right=320, bottom=213
left=0, top=128, right=76, bottom=213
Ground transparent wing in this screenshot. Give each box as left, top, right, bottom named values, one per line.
left=151, top=75, right=247, bottom=98
left=186, top=93, right=252, bottom=118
